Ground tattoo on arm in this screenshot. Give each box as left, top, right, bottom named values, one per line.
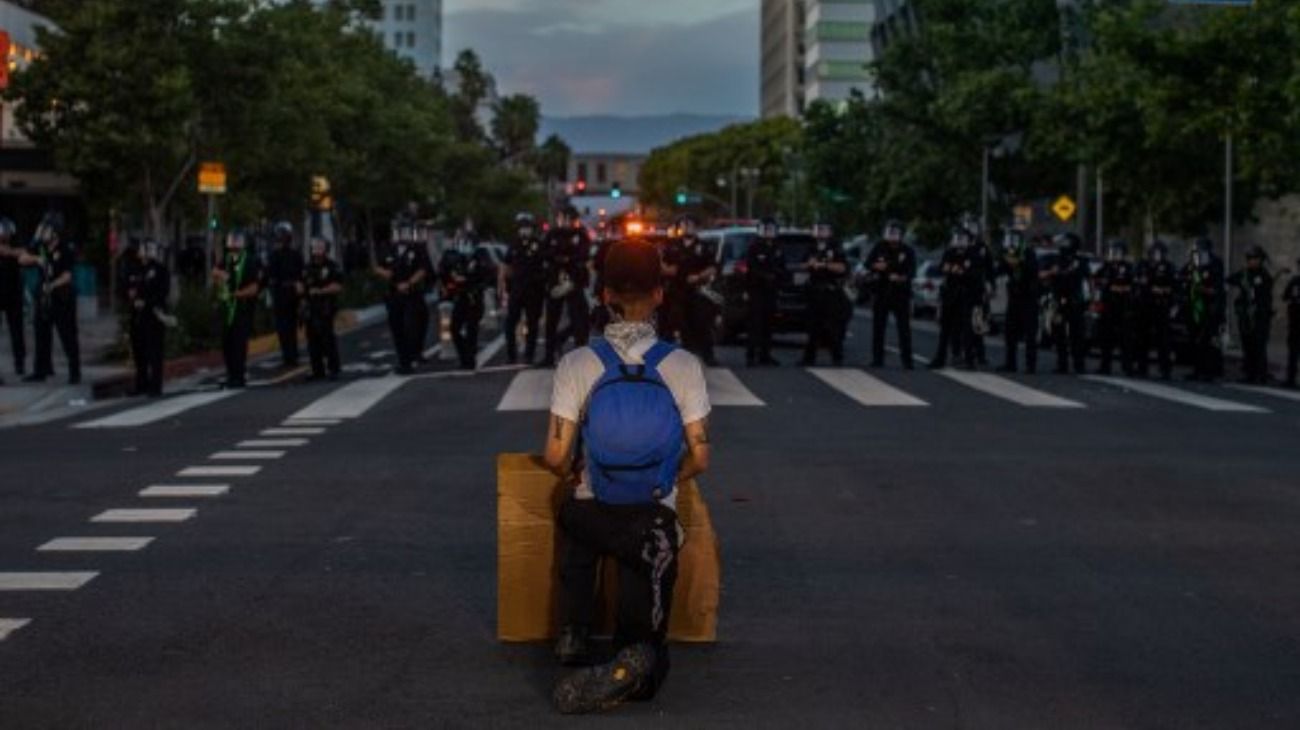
left=552, top=416, right=564, bottom=440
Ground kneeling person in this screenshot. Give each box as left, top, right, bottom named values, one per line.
left=543, top=239, right=712, bottom=714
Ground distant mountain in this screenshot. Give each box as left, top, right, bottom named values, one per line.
left=539, top=114, right=753, bottom=155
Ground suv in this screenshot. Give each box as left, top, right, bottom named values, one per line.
left=704, top=227, right=817, bottom=342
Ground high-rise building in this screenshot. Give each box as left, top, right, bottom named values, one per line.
left=368, top=0, right=442, bottom=79
left=760, top=0, right=805, bottom=119
left=803, top=0, right=879, bottom=107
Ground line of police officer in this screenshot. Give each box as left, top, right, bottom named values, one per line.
left=0, top=213, right=81, bottom=387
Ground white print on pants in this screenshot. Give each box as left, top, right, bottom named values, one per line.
left=643, top=520, right=675, bottom=633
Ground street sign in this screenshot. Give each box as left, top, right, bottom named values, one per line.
left=1052, top=195, right=1077, bottom=222
left=311, top=175, right=333, bottom=211
left=198, top=162, right=227, bottom=195
left=1013, top=204, right=1034, bottom=229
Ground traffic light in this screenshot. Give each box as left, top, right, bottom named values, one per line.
left=576, top=179, right=587, bottom=193
left=208, top=215, right=219, bottom=231
left=675, top=188, right=688, bottom=206
left=611, top=182, right=622, bottom=199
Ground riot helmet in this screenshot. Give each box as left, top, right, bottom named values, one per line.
left=675, top=216, right=698, bottom=239
left=1054, top=232, right=1081, bottom=256
left=812, top=222, right=833, bottom=241
left=1148, top=240, right=1168, bottom=263
left=0, top=217, right=15, bottom=242
left=757, top=217, right=779, bottom=240
left=1106, top=239, right=1128, bottom=263
left=1245, top=245, right=1267, bottom=268
left=310, top=237, right=328, bottom=259
left=950, top=226, right=972, bottom=250
left=225, top=231, right=248, bottom=253
left=273, top=221, right=294, bottom=245
left=883, top=219, right=905, bottom=244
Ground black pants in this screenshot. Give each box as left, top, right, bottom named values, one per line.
left=746, top=289, right=777, bottom=363
left=272, top=292, right=300, bottom=366
left=451, top=294, right=484, bottom=369
left=131, top=313, right=165, bottom=395
left=33, top=297, right=79, bottom=380
left=1054, top=301, right=1087, bottom=374
left=802, top=288, right=847, bottom=365
left=1141, top=301, right=1173, bottom=378
left=931, top=294, right=963, bottom=368
left=1189, top=318, right=1221, bottom=380
left=871, top=292, right=912, bottom=367
left=1003, top=298, right=1039, bottom=373
left=506, top=285, right=544, bottom=364
left=684, top=292, right=718, bottom=365
left=545, top=290, right=590, bottom=363
left=306, top=308, right=340, bottom=377
left=661, top=288, right=688, bottom=344
left=1287, top=316, right=1299, bottom=385
left=387, top=295, right=426, bottom=371
left=1239, top=315, right=1271, bottom=383
left=559, top=498, right=679, bottom=698
left=1, top=297, right=24, bottom=373
left=1097, top=299, right=1138, bottom=375
left=221, top=307, right=253, bottom=386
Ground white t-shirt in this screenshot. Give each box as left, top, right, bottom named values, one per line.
left=550, top=334, right=711, bottom=511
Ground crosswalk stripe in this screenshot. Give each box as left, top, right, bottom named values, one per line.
left=0, top=573, right=98, bottom=590
left=210, top=450, right=284, bottom=460
left=289, top=375, right=410, bottom=420
left=282, top=419, right=340, bottom=426
left=140, top=485, right=230, bottom=498
left=477, top=334, right=507, bottom=369
left=1226, top=384, right=1300, bottom=404
left=937, top=370, right=1085, bottom=408
left=808, top=368, right=928, bottom=407
left=178, top=465, right=260, bottom=477
left=38, top=537, right=154, bottom=552
left=73, top=391, right=239, bottom=429
left=238, top=439, right=308, bottom=448
left=262, top=427, right=324, bottom=436
left=91, top=509, right=196, bottom=523
left=705, top=369, right=765, bottom=407
left=1084, top=376, right=1268, bottom=413
left=0, top=618, right=30, bottom=640
left=497, top=369, right=555, bottom=412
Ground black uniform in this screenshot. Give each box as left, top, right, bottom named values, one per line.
left=543, top=226, right=591, bottom=365
left=504, top=233, right=547, bottom=364
left=930, top=246, right=967, bottom=369
left=801, top=238, right=850, bottom=366
left=660, top=237, right=689, bottom=343
left=744, top=236, right=785, bottom=365
left=1283, top=273, right=1300, bottom=387
left=1180, top=256, right=1226, bottom=381
left=304, top=256, right=343, bottom=379
left=440, top=245, right=492, bottom=370
left=216, top=249, right=262, bottom=387
left=126, top=257, right=169, bottom=395
left=1095, top=259, right=1140, bottom=375
left=30, top=241, right=81, bottom=383
left=965, top=241, right=993, bottom=366
left=866, top=241, right=917, bottom=368
left=680, top=236, right=720, bottom=366
left=1047, top=250, right=1088, bottom=374
left=1136, top=259, right=1178, bottom=379
left=589, top=237, right=616, bottom=334
left=1228, top=266, right=1274, bottom=384
left=267, top=245, right=305, bottom=367
left=998, top=248, right=1040, bottom=373
left=0, top=244, right=24, bottom=375
left=379, top=242, right=431, bottom=373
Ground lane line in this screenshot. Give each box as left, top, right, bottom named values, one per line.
left=288, top=375, right=410, bottom=420
left=178, top=465, right=261, bottom=477
left=261, top=427, right=324, bottom=436
left=0, top=619, right=30, bottom=640
left=497, top=369, right=555, bottom=411
left=38, top=537, right=154, bottom=552
left=1084, top=376, right=1269, bottom=413
left=705, top=369, right=766, bottom=407
left=1226, top=384, right=1300, bottom=404
left=0, top=572, right=98, bottom=590
left=282, top=419, right=340, bottom=426
left=237, top=439, right=308, bottom=448
left=808, top=368, right=929, bottom=407
left=73, top=391, right=239, bottom=429
left=140, top=485, right=230, bottom=498
left=91, top=509, right=197, bottom=523
left=937, top=370, right=1085, bottom=408
left=476, top=334, right=507, bottom=369
left=210, top=450, right=285, bottom=460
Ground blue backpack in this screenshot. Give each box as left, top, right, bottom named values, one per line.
left=581, top=338, right=685, bottom=505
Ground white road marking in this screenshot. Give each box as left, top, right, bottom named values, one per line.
left=238, top=439, right=308, bottom=448
left=178, top=465, right=261, bottom=477
left=808, top=368, right=929, bottom=407
left=209, top=450, right=285, bottom=460
left=38, top=537, right=154, bottom=552
left=887, top=346, right=931, bottom=365
left=289, top=375, right=410, bottom=420
left=705, top=369, right=765, bottom=407
left=140, top=485, right=230, bottom=498
left=1084, top=376, right=1269, bottom=413
left=366, top=350, right=394, bottom=361
left=0, top=572, right=98, bottom=590
left=91, top=509, right=197, bottom=523
left=282, top=418, right=340, bottom=426
left=938, top=370, right=1085, bottom=408
left=422, top=343, right=443, bottom=359
left=497, top=369, right=555, bottom=411
left=1226, top=384, right=1300, bottom=404
left=261, top=427, right=324, bottom=436
left=476, top=334, right=507, bottom=369
left=0, top=618, right=30, bottom=640
left=73, top=391, right=239, bottom=429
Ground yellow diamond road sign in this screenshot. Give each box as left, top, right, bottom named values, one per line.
left=1052, top=195, right=1077, bottom=222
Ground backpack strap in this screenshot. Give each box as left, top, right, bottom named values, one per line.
left=641, top=340, right=676, bottom=376
left=589, top=338, right=623, bottom=375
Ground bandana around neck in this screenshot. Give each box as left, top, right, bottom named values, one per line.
left=602, top=320, right=657, bottom=357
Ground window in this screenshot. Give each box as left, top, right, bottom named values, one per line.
left=596, top=163, right=607, bottom=185
left=393, top=32, right=403, bottom=48
left=576, top=163, right=588, bottom=182
left=408, top=3, right=417, bottom=21
left=407, top=32, right=416, bottom=48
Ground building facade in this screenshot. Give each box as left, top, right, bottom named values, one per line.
left=0, top=0, right=76, bottom=198
left=761, top=0, right=805, bottom=119
left=567, top=153, right=645, bottom=197
left=803, top=0, right=879, bottom=107
left=367, top=0, right=442, bottom=79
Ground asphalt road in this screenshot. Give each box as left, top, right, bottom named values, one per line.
left=3, top=311, right=1300, bottom=729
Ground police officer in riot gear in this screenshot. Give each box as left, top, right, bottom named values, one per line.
left=866, top=219, right=917, bottom=369
left=1228, top=246, right=1275, bottom=385
left=0, top=217, right=25, bottom=381
left=965, top=225, right=994, bottom=367
left=1047, top=233, right=1088, bottom=374
left=929, top=225, right=972, bottom=370
left=441, top=234, right=493, bottom=371
left=304, top=238, right=343, bottom=381
left=267, top=221, right=304, bottom=368
left=542, top=207, right=591, bottom=367
left=502, top=212, right=547, bottom=365
left=1283, top=259, right=1300, bottom=389
left=1137, top=240, right=1177, bottom=379
left=213, top=230, right=263, bottom=388
left=799, top=222, right=850, bottom=367
left=374, top=223, right=430, bottom=375
left=660, top=218, right=692, bottom=344
left=126, top=239, right=170, bottom=396
left=996, top=228, right=1040, bottom=374
left=681, top=222, right=721, bottom=366
left=1095, top=239, right=1140, bottom=376
left=745, top=217, right=785, bottom=367
left=1181, top=237, right=1226, bottom=382
left=20, top=213, right=81, bottom=384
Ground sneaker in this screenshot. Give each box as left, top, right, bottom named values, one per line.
left=554, top=625, right=591, bottom=667
left=553, top=644, right=654, bottom=715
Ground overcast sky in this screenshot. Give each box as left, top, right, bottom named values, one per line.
left=442, top=0, right=759, bottom=118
